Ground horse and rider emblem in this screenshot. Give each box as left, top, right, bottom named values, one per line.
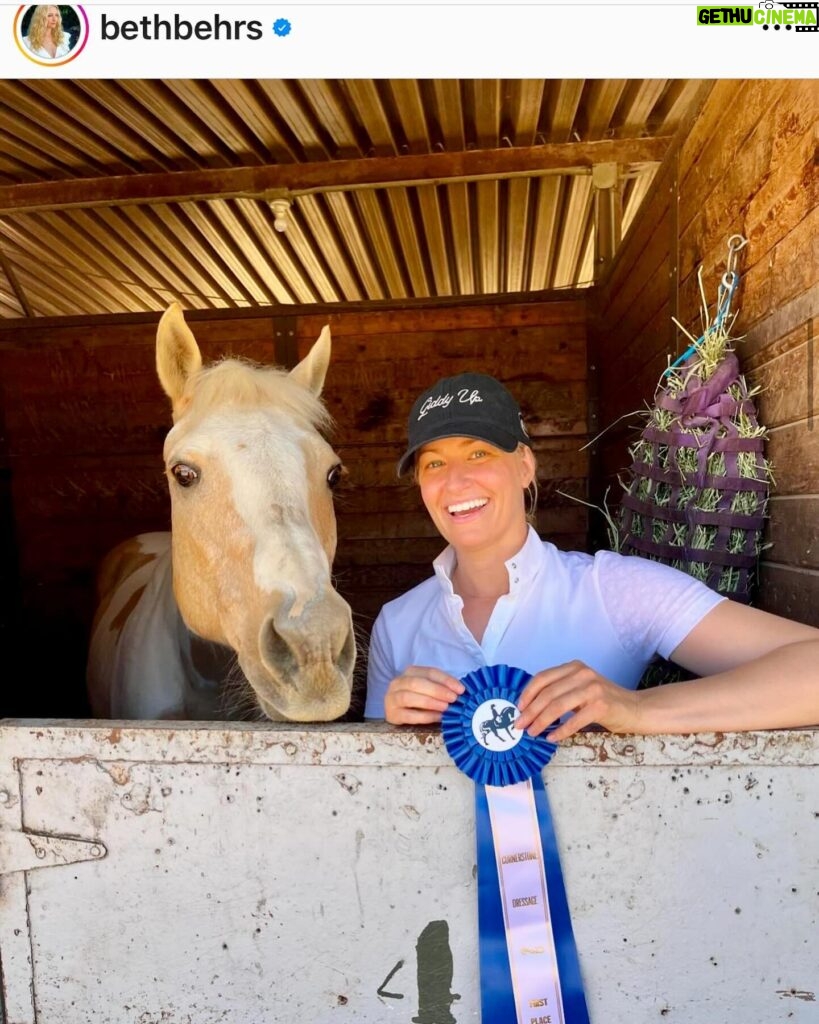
left=471, top=699, right=522, bottom=752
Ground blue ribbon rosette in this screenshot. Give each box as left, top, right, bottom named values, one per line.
left=442, top=664, right=589, bottom=1024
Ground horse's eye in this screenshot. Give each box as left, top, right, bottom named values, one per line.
left=327, top=463, right=344, bottom=489
left=171, top=463, right=199, bottom=488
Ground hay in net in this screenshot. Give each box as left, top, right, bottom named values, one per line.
left=618, top=264, right=772, bottom=608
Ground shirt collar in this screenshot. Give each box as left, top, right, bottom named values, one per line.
left=432, top=524, right=545, bottom=596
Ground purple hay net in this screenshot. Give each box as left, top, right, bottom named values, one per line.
left=619, top=352, right=769, bottom=605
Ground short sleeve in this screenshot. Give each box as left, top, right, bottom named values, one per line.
left=364, top=610, right=396, bottom=719
left=596, top=553, right=725, bottom=664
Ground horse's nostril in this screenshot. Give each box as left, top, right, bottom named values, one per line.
left=337, top=627, right=356, bottom=678
left=262, top=626, right=298, bottom=685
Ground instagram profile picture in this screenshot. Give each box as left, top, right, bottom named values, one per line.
left=15, top=5, right=89, bottom=67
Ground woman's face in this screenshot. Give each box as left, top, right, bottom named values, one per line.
left=46, top=6, right=60, bottom=28
left=416, top=436, right=535, bottom=556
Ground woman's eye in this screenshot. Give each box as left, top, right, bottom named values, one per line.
left=469, top=449, right=488, bottom=459
left=421, top=459, right=443, bottom=471
left=327, top=463, right=345, bottom=489
left=171, top=463, right=199, bottom=488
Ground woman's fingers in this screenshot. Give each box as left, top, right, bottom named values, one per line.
left=515, top=661, right=593, bottom=730
left=384, top=666, right=465, bottom=725
left=404, top=665, right=465, bottom=694
left=515, top=661, right=639, bottom=737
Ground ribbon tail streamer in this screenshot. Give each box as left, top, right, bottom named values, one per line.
left=532, top=774, right=589, bottom=1024
left=475, top=777, right=589, bottom=1024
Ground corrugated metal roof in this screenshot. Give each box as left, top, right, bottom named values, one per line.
left=0, top=79, right=703, bottom=319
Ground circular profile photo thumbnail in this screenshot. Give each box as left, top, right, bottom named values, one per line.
left=14, top=5, right=89, bottom=67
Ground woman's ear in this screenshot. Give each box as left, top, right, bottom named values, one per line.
left=520, top=444, right=536, bottom=488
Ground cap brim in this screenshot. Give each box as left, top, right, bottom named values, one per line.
left=396, top=423, right=526, bottom=477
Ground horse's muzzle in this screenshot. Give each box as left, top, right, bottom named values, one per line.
left=253, top=589, right=355, bottom=721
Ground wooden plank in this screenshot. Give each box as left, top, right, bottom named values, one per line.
left=10, top=457, right=168, bottom=522
left=748, top=331, right=818, bottom=430
left=677, top=82, right=817, bottom=288
left=757, top=563, right=819, bottom=627
left=765, top=421, right=819, bottom=497
left=326, top=380, right=587, bottom=444
left=297, top=299, right=586, bottom=339
left=317, top=321, right=581, bottom=370
left=740, top=284, right=819, bottom=363
left=0, top=289, right=587, bottom=335
left=597, top=295, right=674, bottom=422
left=337, top=505, right=586, bottom=541
left=730, top=206, right=819, bottom=331
left=598, top=186, right=673, bottom=335
left=0, top=138, right=674, bottom=215
left=334, top=537, right=445, bottom=567
left=765, top=497, right=819, bottom=572
left=677, top=81, right=788, bottom=234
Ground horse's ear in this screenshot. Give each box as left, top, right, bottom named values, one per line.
left=289, top=325, right=331, bottom=396
left=156, top=303, right=202, bottom=411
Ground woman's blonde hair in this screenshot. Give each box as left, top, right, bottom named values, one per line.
left=523, top=445, right=539, bottom=524
left=27, top=6, right=64, bottom=50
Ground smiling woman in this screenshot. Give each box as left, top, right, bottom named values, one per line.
left=364, top=372, right=819, bottom=737
left=23, top=5, right=73, bottom=59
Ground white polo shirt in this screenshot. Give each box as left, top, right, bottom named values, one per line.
left=364, top=526, right=724, bottom=718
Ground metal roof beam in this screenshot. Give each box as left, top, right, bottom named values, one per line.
left=0, top=137, right=671, bottom=216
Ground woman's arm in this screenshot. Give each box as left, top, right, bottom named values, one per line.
left=515, top=602, right=819, bottom=739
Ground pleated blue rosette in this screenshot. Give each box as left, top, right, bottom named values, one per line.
left=441, top=663, right=556, bottom=786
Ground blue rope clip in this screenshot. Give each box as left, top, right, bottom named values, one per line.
left=664, top=234, right=748, bottom=377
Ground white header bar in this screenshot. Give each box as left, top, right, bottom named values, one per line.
left=3, top=3, right=818, bottom=77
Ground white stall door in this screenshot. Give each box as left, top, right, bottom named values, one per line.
left=0, top=722, right=816, bottom=1024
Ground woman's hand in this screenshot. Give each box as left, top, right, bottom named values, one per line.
left=384, top=666, right=465, bottom=725
left=515, top=660, right=641, bottom=741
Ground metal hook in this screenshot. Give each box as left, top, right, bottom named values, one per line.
left=725, top=235, right=748, bottom=277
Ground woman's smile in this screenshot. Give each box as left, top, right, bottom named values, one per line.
left=447, top=497, right=488, bottom=517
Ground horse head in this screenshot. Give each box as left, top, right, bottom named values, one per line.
left=155, top=303, right=355, bottom=722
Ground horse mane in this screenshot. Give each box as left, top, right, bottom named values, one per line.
left=178, top=358, right=333, bottom=433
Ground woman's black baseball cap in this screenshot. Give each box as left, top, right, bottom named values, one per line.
left=397, top=372, right=531, bottom=476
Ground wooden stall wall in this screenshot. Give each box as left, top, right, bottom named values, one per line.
left=0, top=295, right=588, bottom=719
left=589, top=79, right=818, bottom=625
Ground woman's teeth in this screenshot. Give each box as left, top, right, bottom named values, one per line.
left=448, top=498, right=488, bottom=515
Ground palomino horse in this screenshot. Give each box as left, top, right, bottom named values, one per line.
left=87, top=303, right=355, bottom=721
